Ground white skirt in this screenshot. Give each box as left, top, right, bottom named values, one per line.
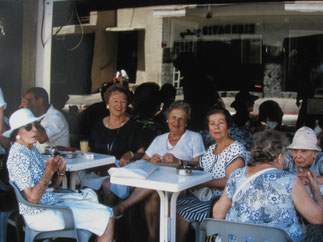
left=24, top=188, right=113, bottom=236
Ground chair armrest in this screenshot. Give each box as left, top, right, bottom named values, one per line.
left=9, top=181, right=76, bottom=230
left=53, top=188, right=75, bottom=193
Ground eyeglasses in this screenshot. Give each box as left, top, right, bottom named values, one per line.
left=23, top=121, right=42, bottom=132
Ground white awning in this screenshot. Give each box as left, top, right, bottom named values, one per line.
left=105, top=26, right=145, bottom=32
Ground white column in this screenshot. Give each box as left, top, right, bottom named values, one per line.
left=35, top=0, right=53, bottom=99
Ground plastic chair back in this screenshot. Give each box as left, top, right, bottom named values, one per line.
left=0, top=178, right=21, bottom=242
left=9, top=180, right=91, bottom=242
left=199, top=218, right=292, bottom=242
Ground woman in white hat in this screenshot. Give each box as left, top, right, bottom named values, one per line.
left=212, top=130, right=323, bottom=241
left=285, top=126, right=323, bottom=184
left=5, top=108, right=114, bottom=241
left=284, top=126, right=323, bottom=241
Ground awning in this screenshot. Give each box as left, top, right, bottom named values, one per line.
left=105, top=26, right=145, bottom=31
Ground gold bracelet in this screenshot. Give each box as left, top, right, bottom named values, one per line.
left=39, top=181, right=47, bottom=186
left=59, top=173, right=65, bottom=177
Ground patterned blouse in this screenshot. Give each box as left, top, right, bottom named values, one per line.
left=225, top=167, right=305, bottom=241
left=199, top=141, right=249, bottom=198
left=7, top=142, right=61, bottom=215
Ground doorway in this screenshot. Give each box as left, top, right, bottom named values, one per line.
left=116, top=31, right=138, bottom=83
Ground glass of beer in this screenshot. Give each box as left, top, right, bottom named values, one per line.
left=80, top=140, right=89, bottom=154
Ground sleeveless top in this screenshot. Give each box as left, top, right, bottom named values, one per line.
left=225, top=167, right=305, bottom=241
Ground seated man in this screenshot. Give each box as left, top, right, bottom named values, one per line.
left=20, top=87, right=69, bottom=153
left=285, top=126, right=323, bottom=241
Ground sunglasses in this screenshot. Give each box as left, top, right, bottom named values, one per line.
left=23, top=121, right=42, bottom=132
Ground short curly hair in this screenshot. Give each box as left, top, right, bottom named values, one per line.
left=103, top=83, right=130, bottom=104
left=249, top=130, right=290, bottom=165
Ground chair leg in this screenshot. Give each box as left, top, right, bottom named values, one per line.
left=0, top=210, right=15, bottom=242
left=24, top=226, right=34, bottom=242
left=13, top=213, right=23, bottom=242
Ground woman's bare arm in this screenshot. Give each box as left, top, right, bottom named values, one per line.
left=23, top=157, right=60, bottom=203
left=119, top=147, right=145, bottom=167
left=212, top=189, right=232, bottom=219
left=198, top=157, right=245, bottom=189
left=292, top=173, right=323, bottom=225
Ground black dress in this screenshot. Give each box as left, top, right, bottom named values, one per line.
left=89, top=118, right=149, bottom=159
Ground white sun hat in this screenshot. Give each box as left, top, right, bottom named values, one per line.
left=287, top=126, right=321, bottom=151
left=3, top=108, right=45, bottom=137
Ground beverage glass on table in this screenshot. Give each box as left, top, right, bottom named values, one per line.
left=80, top=140, right=89, bottom=154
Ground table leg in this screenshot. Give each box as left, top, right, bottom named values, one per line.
left=170, top=192, right=180, bottom=242
left=69, top=172, right=77, bottom=190
left=61, top=174, right=68, bottom=189
left=157, top=190, right=168, bottom=242
left=157, top=190, right=180, bottom=242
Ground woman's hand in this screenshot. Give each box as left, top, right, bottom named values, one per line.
left=57, top=156, right=66, bottom=175
left=162, top=153, right=179, bottom=164
left=150, top=154, right=162, bottom=164
left=306, top=170, right=321, bottom=196
left=119, top=152, right=132, bottom=167
left=45, top=157, right=60, bottom=174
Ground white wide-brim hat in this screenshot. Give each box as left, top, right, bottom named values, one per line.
left=287, top=126, right=321, bottom=151
left=3, top=108, right=45, bottom=137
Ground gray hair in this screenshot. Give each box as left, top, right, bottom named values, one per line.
left=165, top=100, right=191, bottom=120
left=250, top=130, right=290, bottom=165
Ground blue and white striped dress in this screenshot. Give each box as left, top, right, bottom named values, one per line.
left=176, top=141, right=249, bottom=222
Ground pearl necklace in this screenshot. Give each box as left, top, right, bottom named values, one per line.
left=166, top=133, right=181, bottom=150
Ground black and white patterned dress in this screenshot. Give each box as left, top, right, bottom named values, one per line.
left=176, top=141, right=249, bottom=222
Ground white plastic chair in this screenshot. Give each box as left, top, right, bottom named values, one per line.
left=198, top=218, right=292, bottom=242
left=0, top=179, right=22, bottom=242
left=9, top=180, right=92, bottom=242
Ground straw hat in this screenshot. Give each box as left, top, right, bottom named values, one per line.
left=287, top=126, right=321, bottom=151
left=3, top=108, right=44, bottom=137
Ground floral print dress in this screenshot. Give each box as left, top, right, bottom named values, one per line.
left=225, top=167, right=305, bottom=241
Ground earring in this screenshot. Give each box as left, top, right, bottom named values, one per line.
left=106, top=105, right=109, bottom=109
left=16, top=135, right=20, bottom=140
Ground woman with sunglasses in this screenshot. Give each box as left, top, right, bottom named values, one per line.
left=4, top=108, right=114, bottom=241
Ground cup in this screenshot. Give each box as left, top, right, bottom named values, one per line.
left=80, top=140, right=89, bottom=154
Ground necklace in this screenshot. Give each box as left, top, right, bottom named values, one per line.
left=106, top=116, right=128, bottom=129
left=166, top=133, right=180, bottom=151
left=106, top=128, right=120, bottom=154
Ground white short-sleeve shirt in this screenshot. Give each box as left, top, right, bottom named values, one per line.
left=36, top=105, right=70, bottom=153
left=145, top=130, right=205, bottom=161
left=0, top=88, right=7, bottom=110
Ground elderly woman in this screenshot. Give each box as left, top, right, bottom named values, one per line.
left=114, top=100, right=205, bottom=242
left=213, top=129, right=323, bottom=241
left=81, top=83, right=148, bottom=205
left=176, top=106, right=249, bottom=242
left=284, top=126, right=323, bottom=241
left=5, top=108, right=114, bottom=241
left=285, top=126, right=323, bottom=183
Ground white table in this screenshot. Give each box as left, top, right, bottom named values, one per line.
left=43, top=151, right=116, bottom=190
left=111, top=166, right=212, bottom=242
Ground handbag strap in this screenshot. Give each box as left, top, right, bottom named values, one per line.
left=232, top=167, right=276, bottom=202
